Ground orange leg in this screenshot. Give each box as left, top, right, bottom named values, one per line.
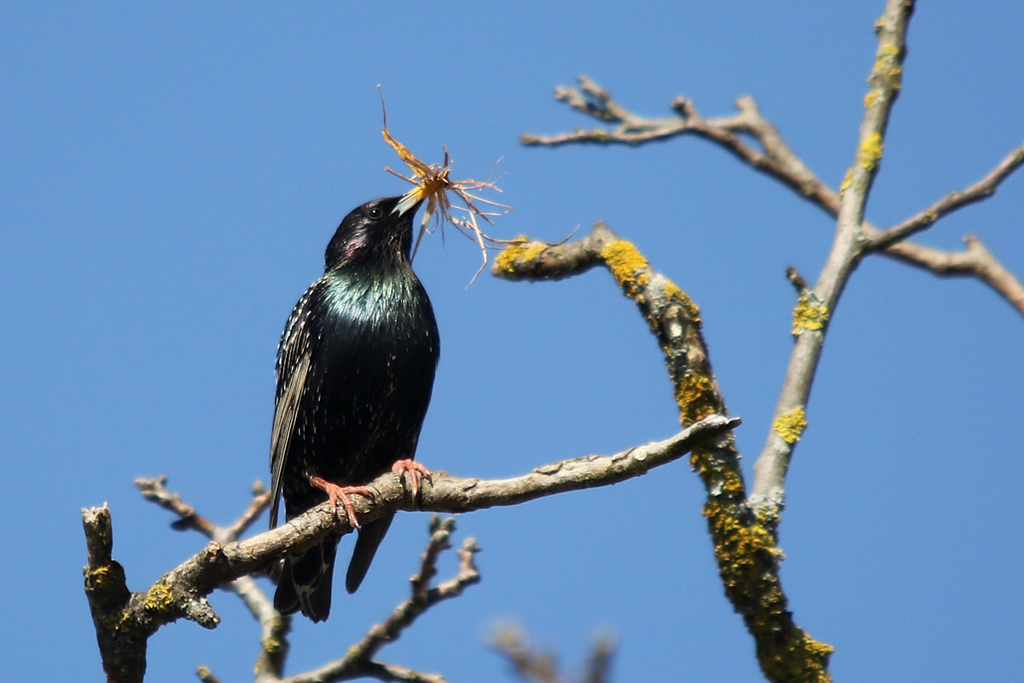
left=310, top=476, right=374, bottom=529
left=392, top=459, right=431, bottom=500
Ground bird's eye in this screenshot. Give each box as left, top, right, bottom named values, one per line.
left=368, top=207, right=384, bottom=220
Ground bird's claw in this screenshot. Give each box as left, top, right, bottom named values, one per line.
left=310, top=476, right=374, bottom=529
left=392, top=459, right=431, bottom=500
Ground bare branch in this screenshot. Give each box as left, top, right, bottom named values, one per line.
left=491, top=625, right=565, bottom=683
left=868, top=143, right=1024, bottom=250
left=136, top=475, right=218, bottom=537
left=517, top=6, right=1024, bottom=680
left=359, top=662, right=449, bottom=683
left=196, top=666, right=223, bottom=683
left=523, top=75, right=1024, bottom=319
left=490, top=626, right=616, bottom=683
left=225, top=481, right=273, bottom=540
left=283, top=517, right=479, bottom=683
left=523, top=77, right=839, bottom=213
left=582, top=635, right=616, bottom=683
left=337, top=520, right=479, bottom=669
left=82, top=504, right=144, bottom=683
left=84, top=417, right=736, bottom=683
left=884, top=235, right=1024, bottom=316
left=135, top=482, right=474, bottom=683
left=135, top=475, right=289, bottom=681
left=786, top=266, right=811, bottom=295
left=238, top=574, right=291, bottom=683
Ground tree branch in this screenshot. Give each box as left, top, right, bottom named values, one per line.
left=83, top=416, right=736, bottom=683
left=490, top=625, right=616, bottom=683
left=509, top=4, right=1024, bottom=681
left=494, top=223, right=832, bottom=681
left=750, top=0, right=915, bottom=515
left=521, top=74, right=1024, bottom=321
left=520, top=5, right=1024, bottom=520
left=867, top=143, right=1024, bottom=251
left=136, top=476, right=478, bottom=683
left=523, top=78, right=838, bottom=213
left=491, top=625, right=566, bottom=683
left=135, top=476, right=288, bottom=682
left=282, top=517, right=479, bottom=683
left=884, top=235, right=1024, bottom=315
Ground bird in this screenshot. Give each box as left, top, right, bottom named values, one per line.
left=268, top=193, right=440, bottom=622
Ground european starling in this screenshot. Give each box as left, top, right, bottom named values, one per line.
left=269, top=194, right=440, bottom=622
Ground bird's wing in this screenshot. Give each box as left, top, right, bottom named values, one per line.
left=269, top=287, right=319, bottom=529
left=268, top=351, right=310, bottom=528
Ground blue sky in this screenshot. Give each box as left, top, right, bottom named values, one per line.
left=2, top=2, right=1023, bottom=681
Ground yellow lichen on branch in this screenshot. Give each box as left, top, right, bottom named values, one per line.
left=704, top=499, right=833, bottom=683
left=674, top=372, right=717, bottom=425
left=858, top=132, right=884, bottom=171
left=601, top=240, right=650, bottom=298
left=773, top=408, right=808, bottom=444
left=143, top=581, right=175, bottom=614
left=872, top=43, right=903, bottom=90
left=792, top=294, right=829, bottom=334
left=492, top=237, right=548, bottom=276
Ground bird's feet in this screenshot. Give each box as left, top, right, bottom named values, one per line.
left=392, top=459, right=431, bottom=500
left=309, top=476, right=374, bottom=529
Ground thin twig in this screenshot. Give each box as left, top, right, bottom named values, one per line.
left=196, top=666, right=223, bottom=683
left=489, top=625, right=615, bottom=683
left=135, top=474, right=218, bottom=536
left=885, top=235, right=1024, bottom=316
left=491, top=625, right=564, bottom=683
left=225, top=481, right=273, bottom=540
left=134, top=476, right=290, bottom=682
left=868, top=143, right=1024, bottom=250
left=284, top=517, right=479, bottom=683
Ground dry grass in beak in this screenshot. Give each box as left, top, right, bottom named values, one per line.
left=379, top=88, right=516, bottom=283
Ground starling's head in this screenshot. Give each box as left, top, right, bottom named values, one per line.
left=325, top=195, right=423, bottom=272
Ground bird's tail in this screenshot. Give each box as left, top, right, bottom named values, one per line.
left=274, top=535, right=340, bottom=623
left=345, top=513, right=395, bottom=594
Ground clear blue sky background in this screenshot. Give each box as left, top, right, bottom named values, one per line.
left=2, top=2, right=1022, bottom=681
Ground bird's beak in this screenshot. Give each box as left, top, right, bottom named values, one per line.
left=393, top=186, right=426, bottom=217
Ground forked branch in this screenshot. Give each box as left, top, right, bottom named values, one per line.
left=522, top=78, right=1024, bottom=319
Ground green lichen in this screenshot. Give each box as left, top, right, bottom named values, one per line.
left=859, top=132, right=884, bottom=171
left=493, top=237, right=548, bottom=276
left=792, top=294, right=829, bottom=334
left=863, top=90, right=879, bottom=110
left=773, top=408, right=808, bottom=444
left=601, top=240, right=650, bottom=298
